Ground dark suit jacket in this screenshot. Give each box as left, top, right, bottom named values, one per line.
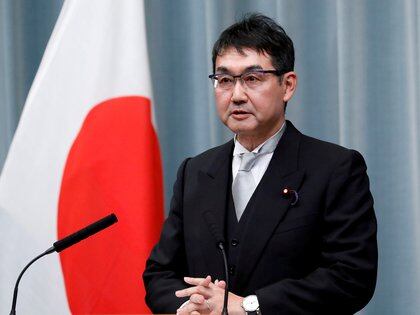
left=143, top=121, right=377, bottom=314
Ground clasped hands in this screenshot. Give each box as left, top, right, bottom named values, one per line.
left=175, top=275, right=245, bottom=315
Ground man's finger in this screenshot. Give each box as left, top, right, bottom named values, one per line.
left=190, top=293, right=205, bottom=304
left=184, top=276, right=206, bottom=285
left=200, top=275, right=212, bottom=286
left=184, top=275, right=212, bottom=286
left=177, top=300, right=207, bottom=315
left=175, top=285, right=211, bottom=298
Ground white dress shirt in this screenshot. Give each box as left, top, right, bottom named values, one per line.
left=232, top=121, right=286, bottom=186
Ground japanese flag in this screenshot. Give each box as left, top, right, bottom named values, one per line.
left=0, top=0, right=163, bottom=313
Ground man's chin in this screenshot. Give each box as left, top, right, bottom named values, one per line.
left=225, top=118, right=257, bottom=133
left=227, top=125, right=255, bottom=135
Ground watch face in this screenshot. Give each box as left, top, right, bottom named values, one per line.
left=244, top=295, right=259, bottom=312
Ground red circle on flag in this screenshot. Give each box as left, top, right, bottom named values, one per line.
left=57, top=96, right=163, bottom=314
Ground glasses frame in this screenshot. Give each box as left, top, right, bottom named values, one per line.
left=208, top=69, right=284, bottom=90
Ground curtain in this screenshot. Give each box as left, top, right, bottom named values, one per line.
left=1, top=0, right=419, bottom=313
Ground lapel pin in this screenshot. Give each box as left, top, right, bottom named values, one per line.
left=282, top=188, right=299, bottom=206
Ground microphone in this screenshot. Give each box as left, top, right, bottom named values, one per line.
left=203, top=211, right=229, bottom=315
left=53, top=213, right=118, bottom=252
left=9, top=213, right=118, bottom=315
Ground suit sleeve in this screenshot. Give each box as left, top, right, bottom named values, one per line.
left=143, top=158, right=190, bottom=313
left=256, top=150, right=378, bottom=314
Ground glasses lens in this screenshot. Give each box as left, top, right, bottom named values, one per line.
left=242, top=72, right=266, bottom=88
left=214, top=74, right=234, bottom=89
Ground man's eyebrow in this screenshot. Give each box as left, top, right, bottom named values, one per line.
left=215, top=65, right=263, bottom=74
left=244, top=65, right=264, bottom=72
left=215, top=66, right=229, bottom=73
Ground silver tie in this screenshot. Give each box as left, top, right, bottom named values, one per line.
left=231, top=124, right=285, bottom=220
left=232, top=152, right=258, bottom=220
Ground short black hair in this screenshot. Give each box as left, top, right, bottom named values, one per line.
left=212, top=13, right=294, bottom=74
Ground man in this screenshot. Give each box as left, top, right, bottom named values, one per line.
left=143, top=14, right=377, bottom=314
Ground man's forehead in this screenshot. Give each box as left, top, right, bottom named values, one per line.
left=215, top=47, right=273, bottom=71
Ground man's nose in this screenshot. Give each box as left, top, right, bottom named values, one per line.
left=230, top=79, right=248, bottom=104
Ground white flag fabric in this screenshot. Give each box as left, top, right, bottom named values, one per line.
left=0, top=0, right=163, bottom=313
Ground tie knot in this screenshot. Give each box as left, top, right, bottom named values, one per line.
left=239, top=152, right=258, bottom=172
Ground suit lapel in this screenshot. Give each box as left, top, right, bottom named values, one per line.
left=233, top=121, right=306, bottom=291
left=197, top=140, right=233, bottom=278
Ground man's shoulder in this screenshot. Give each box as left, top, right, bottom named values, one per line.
left=301, top=133, right=350, bottom=155
left=185, top=140, right=233, bottom=170
left=285, top=120, right=354, bottom=158
left=298, top=132, right=366, bottom=170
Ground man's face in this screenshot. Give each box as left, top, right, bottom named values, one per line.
left=214, top=47, right=294, bottom=141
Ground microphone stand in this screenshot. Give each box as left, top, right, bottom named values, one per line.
left=203, top=211, right=230, bottom=315
left=9, top=213, right=117, bottom=314
left=218, top=242, right=229, bottom=315
left=9, top=246, right=55, bottom=315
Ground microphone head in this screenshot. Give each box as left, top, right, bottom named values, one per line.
left=53, top=213, right=118, bottom=252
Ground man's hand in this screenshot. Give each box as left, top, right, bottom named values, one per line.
left=175, top=275, right=245, bottom=315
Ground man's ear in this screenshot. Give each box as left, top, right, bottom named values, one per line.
left=282, top=71, right=297, bottom=103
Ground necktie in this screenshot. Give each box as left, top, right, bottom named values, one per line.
left=232, top=152, right=258, bottom=220
left=231, top=132, right=281, bottom=221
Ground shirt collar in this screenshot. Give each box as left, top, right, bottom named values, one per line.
left=233, top=121, right=286, bottom=156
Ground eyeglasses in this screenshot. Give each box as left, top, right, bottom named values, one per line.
left=208, top=69, right=283, bottom=90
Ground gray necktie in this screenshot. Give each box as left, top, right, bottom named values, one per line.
left=232, top=152, right=258, bottom=220
left=231, top=131, right=283, bottom=221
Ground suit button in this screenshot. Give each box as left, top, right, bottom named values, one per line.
left=229, top=265, right=235, bottom=275
left=231, top=239, right=239, bottom=246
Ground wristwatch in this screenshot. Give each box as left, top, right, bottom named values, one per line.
left=241, top=295, right=261, bottom=314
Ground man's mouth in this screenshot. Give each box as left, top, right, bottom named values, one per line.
left=231, top=109, right=251, bottom=120
left=231, top=109, right=250, bottom=115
